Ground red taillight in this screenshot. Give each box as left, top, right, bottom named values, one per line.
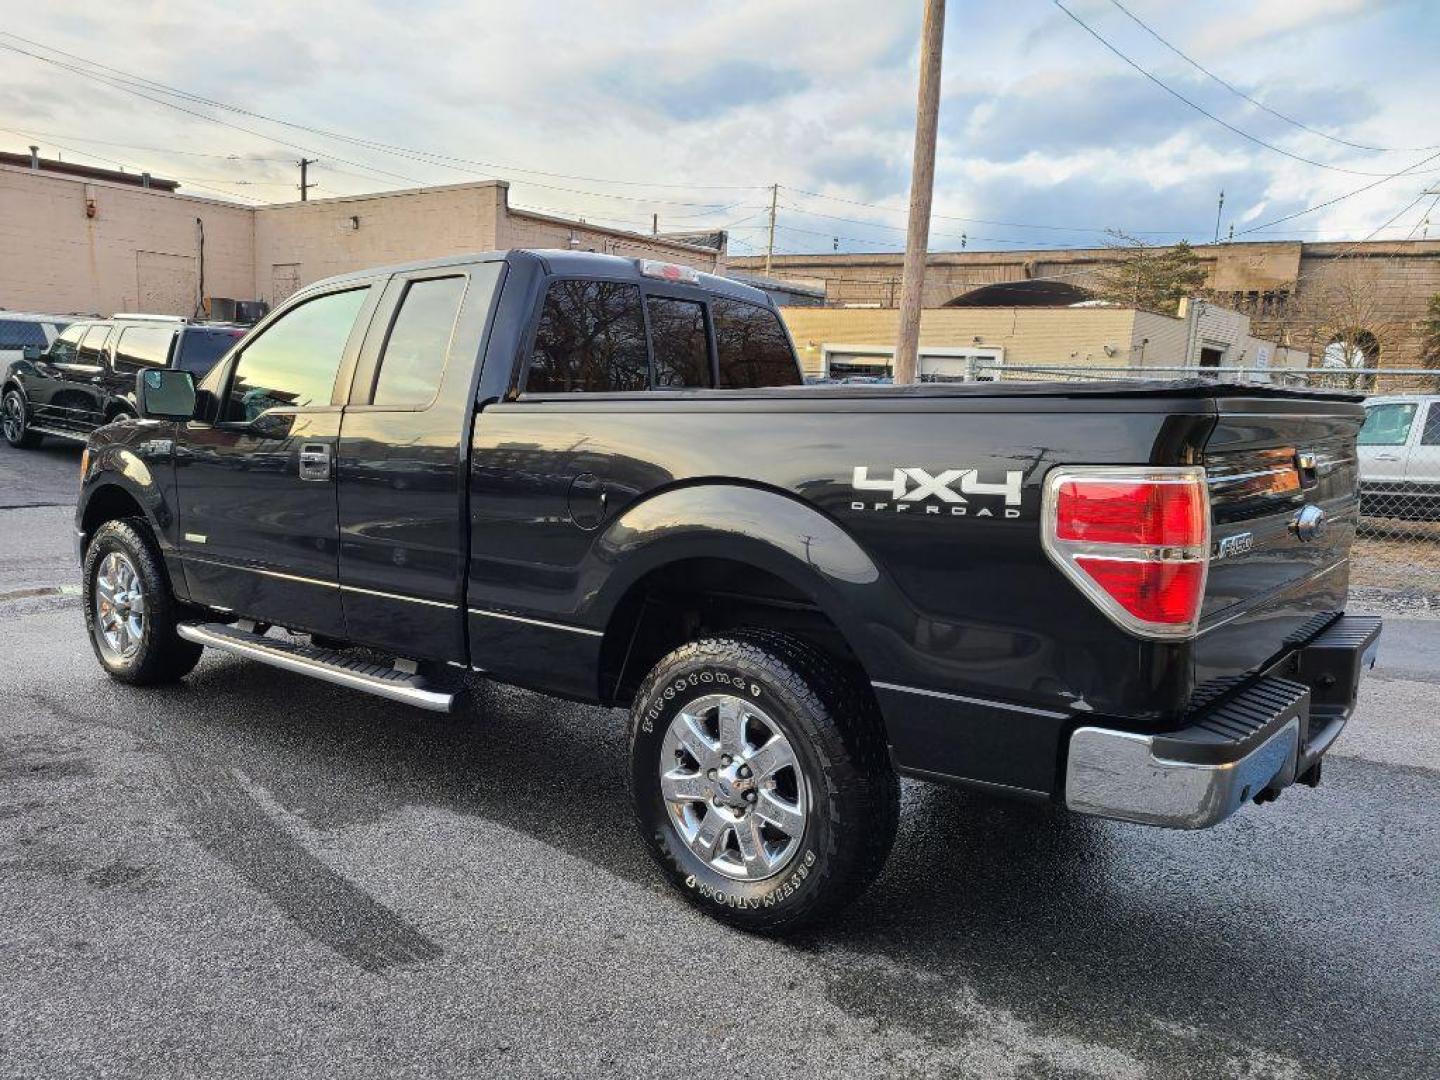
left=1043, top=468, right=1210, bottom=638
left=1073, top=557, right=1207, bottom=625
left=1055, top=479, right=1206, bottom=547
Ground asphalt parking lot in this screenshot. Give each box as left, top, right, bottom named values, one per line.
left=1, top=440, right=1437, bottom=1079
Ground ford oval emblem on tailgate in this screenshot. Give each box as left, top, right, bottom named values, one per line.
left=1290, top=504, right=1328, bottom=542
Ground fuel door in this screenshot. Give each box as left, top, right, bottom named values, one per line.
left=567, top=472, right=608, bottom=531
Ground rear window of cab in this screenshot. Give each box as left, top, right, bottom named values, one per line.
left=523, top=279, right=800, bottom=394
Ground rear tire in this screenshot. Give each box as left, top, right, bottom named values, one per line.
left=83, top=518, right=203, bottom=685
left=3, top=389, right=42, bottom=448
left=629, top=630, right=898, bottom=934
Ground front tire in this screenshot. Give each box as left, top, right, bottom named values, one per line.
left=3, top=389, right=42, bottom=448
left=83, top=519, right=203, bottom=685
left=629, top=630, right=898, bottom=934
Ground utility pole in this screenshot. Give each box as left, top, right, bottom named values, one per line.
left=893, top=0, right=946, bottom=385
left=298, top=158, right=317, bottom=202
left=652, top=212, right=658, bottom=236
left=1213, top=190, right=1224, bottom=243
left=764, top=183, right=779, bottom=275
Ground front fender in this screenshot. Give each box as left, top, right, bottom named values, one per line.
left=77, top=422, right=180, bottom=554
left=578, top=482, right=893, bottom=672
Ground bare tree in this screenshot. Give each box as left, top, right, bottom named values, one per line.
left=1092, top=232, right=1208, bottom=314
left=1421, top=293, right=1440, bottom=368
left=1281, top=263, right=1403, bottom=390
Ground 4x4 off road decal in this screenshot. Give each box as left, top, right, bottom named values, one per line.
left=849, top=466, right=1024, bottom=518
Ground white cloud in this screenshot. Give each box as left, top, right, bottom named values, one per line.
left=0, top=0, right=1433, bottom=249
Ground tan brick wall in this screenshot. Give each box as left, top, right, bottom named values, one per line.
left=498, top=211, right=725, bottom=273
left=3, top=169, right=727, bottom=316
left=1244, top=248, right=1440, bottom=369
left=0, top=164, right=253, bottom=316
left=253, top=182, right=507, bottom=303
left=735, top=240, right=1440, bottom=369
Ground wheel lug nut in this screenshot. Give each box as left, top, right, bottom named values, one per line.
left=707, top=768, right=717, bottom=779
left=737, top=765, right=750, bottom=778
left=744, top=791, right=757, bottom=803
left=722, top=755, right=732, bottom=765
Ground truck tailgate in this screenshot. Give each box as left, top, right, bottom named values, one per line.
left=1194, top=397, right=1366, bottom=694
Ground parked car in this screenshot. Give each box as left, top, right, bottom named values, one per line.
left=0, top=311, right=70, bottom=370
left=1356, top=394, right=1440, bottom=521
left=73, top=249, right=1379, bottom=933
left=2, top=315, right=247, bottom=449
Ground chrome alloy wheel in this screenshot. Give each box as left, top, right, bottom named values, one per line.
left=94, top=551, right=145, bottom=661
left=659, top=693, right=809, bottom=882
left=2, top=391, right=25, bottom=443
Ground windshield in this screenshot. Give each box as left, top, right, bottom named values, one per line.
left=1358, top=402, right=1417, bottom=447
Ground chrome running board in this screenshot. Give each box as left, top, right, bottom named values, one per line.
left=176, top=621, right=455, bottom=712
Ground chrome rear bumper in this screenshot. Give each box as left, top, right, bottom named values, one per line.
left=1064, top=615, right=1380, bottom=830
left=1066, top=713, right=1301, bottom=829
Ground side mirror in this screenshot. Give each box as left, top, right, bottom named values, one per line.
left=21, top=345, right=40, bottom=362
left=135, top=368, right=197, bottom=421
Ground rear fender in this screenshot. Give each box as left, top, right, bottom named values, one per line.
left=580, top=482, right=890, bottom=672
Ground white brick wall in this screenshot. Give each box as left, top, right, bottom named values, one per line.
left=2, top=170, right=725, bottom=316
left=0, top=165, right=253, bottom=316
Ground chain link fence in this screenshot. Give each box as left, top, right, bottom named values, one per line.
left=958, top=363, right=1440, bottom=602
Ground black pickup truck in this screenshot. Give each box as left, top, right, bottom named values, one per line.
left=73, top=249, right=1380, bottom=932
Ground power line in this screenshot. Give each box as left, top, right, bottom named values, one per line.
left=0, top=124, right=264, bottom=203
left=1105, top=0, right=1440, bottom=155
left=1051, top=0, right=1439, bottom=178
left=0, top=128, right=297, bottom=163
left=776, top=199, right=1182, bottom=245
left=0, top=40, right=432, bottom=188
left=0, top=30, right=768, bottom=194
left=781, top=185, right=1184, bottom=235
left=0, top=36, right=762, bottom=214
left=1234, top=146, right=1440, bottom=237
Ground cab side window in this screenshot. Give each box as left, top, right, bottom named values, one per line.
left=46, top=324, right=86, bottom=364
left=372, top=276, right=468, bottom=407
left=711, top=298, right=801, bottom=388
left=113, top=326, right=175, bottom=372
left=525, top=280, right=648, bottom=393
left=1422, top=404, right=1440, bottom=447
left=646, top=297, right=711, bottom=388
left=223, top=288, right=368, bottom=423
left=76, top=325, right=111, bottom=367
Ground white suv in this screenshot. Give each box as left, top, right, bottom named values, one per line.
left=1358, top=394, right=1440, bottom=521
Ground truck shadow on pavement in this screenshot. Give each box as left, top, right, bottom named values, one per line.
left=99, top=650, right=1437, bottom=1078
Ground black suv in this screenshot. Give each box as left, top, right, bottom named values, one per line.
left=2, top=315, right=246, bottom=449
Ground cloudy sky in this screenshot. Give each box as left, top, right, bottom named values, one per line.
left=1, top=0, right=1437, bottom=256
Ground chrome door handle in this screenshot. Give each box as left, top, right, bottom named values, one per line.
left=1373, top=453, right=1402, bottom=462
left=298, top=443, right=332, bottom=481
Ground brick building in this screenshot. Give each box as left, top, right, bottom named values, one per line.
left=731, top=239, right=1440, bottom=369
left=0, top=158, right=725, bottom=318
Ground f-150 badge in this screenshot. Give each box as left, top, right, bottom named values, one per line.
left=849, top=467, right=1023, bottom=517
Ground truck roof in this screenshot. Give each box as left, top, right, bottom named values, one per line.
left=299, top=249, right=771, bottom=307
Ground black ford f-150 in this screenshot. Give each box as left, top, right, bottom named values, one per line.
left=73, top=249, right=1380, bottom=932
